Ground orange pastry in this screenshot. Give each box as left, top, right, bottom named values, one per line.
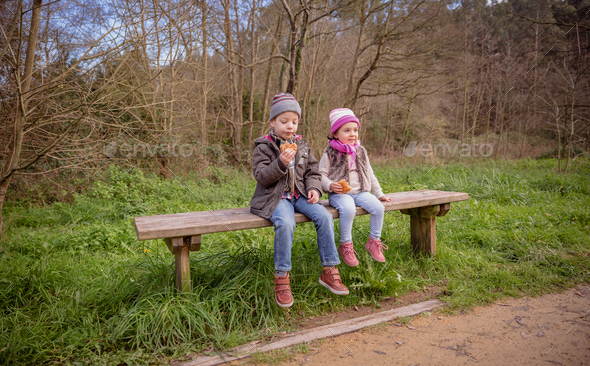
left=280, top=143, right=298, bottom=152
left=338, top=179, right=352, bottom=194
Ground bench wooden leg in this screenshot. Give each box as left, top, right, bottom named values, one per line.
left=409, top=215, right=436, bottom=255
left=401, top=205, right=449, bottom=256
left=175, top=246, right=191, bottom=292
left=164, top=235, right=201, bottom=292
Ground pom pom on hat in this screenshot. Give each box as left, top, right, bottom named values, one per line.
left=269, top=93, right=301, bottom=121
left=329, top=108, right=359, bottom=135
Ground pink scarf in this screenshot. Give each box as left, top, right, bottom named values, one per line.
left=330, top=139, right=360, bottom=167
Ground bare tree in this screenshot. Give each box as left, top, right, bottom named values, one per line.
left=1, top=0, right=44, bottom=233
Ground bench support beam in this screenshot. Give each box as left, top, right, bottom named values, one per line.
left=164, top=235, right=201, bottom=292
left=401, top=204, right=450, bottom=256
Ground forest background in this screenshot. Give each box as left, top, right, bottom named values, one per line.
left=1, top=1, right=590, bottom=364
left=1, top=0, right=589, bottom=231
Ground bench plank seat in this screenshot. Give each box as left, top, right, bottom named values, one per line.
left=133, top=189, right=469, bottom=292
left=134, top=190, right=468, bottom=241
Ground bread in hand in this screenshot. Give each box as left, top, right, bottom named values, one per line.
left=280, top=143, right=298, bottom=152
left=338, top=179, right=352, bottom=194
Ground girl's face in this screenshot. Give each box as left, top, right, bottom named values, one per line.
left=270, top=111, right=299, bottom=140
left=334, top=122, right=359, bottom=145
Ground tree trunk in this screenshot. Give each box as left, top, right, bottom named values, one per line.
left=221, top=0, right=241, bottom=162
left=564, top=81, right=577, bottom=174
left=1, top=0, right=42, bottom=235
left=234, top=1, right=245, bottom=163
left=247, top=56, right=256, bottom=148
left=344, top=3, right=366, bottom=108
left=556, top=112, right=562, bottom=173
left=261, top=16, right=282, bottom=134
left=468, top=73, right=484, bottom=147
left=247, top=0, right=258, bottom=148
left=0, top=0, right=22, bottom=63
left=285, top=19, right=297, bottom=94
left=278, top=36, right=290, bottom=92
left=201, top=0, right=208, bottom=145
left=291, top=6, right=309, bottom=97
left=281, top=0, right=309, bottom=95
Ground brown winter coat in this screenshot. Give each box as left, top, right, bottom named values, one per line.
left=250, top=135, right=322, bottom=219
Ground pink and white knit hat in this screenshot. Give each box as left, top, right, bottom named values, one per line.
left=329, top=108, right=359, bottom=135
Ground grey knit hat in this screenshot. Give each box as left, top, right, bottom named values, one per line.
left=269, top=92, right=301, bottom=121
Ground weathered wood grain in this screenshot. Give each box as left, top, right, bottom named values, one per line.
left=135, top=190, right=468, bottom=241
left=164, top=236, right=202, bottom=292
left=400, top=205, right=440, bottom=255
left=175, top=246, right=191, bottom=292
left=400, top=205, right=441, bottom=219
left=164, top=237, right=184, bottom=254
left=186, top=235, right=201, bottom=252
left=410, top=215, right=436, bottom=255
left=437, top=203, right=451, bottom=217
left=176, top=299, right=445, bottom=366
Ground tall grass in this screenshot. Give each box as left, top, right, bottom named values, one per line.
left=1, top=159, right=589, bottom=364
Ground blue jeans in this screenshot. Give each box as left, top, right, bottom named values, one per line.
left=329, top=192, right=384, bottom=243
left=269, top=197, right=340, bottom=272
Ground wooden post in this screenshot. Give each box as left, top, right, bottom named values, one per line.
left=164, top=235, right=201, bottom=292
left=409, top=214, right=436, bottom=255
left=400, top=205, right=447, bottom=255
left=175, top=246, right=191, bottom=292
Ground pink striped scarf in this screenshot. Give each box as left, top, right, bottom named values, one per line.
left=329, top=139, right=360, bottom=167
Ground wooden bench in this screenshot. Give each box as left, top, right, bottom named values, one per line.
left=133, top=190, right=469, bottom=292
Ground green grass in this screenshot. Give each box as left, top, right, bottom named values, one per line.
left=1, top=159, right=590, bottom=364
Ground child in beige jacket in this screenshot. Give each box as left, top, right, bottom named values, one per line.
left=319, top=108, right=391, bottom=266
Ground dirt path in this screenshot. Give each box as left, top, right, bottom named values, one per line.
left=279, top=284, right=590, bottom=366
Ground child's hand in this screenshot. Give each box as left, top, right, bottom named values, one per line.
left=307, top=190, right=319, bottom=204
left=330, top=182, right=343, bottom=193
left=279, top=149, right=296, bottom=166
left=379, top=195, right=392, bottom=202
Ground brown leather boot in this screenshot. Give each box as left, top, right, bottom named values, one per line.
left=274, top=273, right=294, bottom=308
left=319, top=266, right=349, bottom=295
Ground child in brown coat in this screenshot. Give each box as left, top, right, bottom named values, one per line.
left=250, top=93, right=349, bottom=308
